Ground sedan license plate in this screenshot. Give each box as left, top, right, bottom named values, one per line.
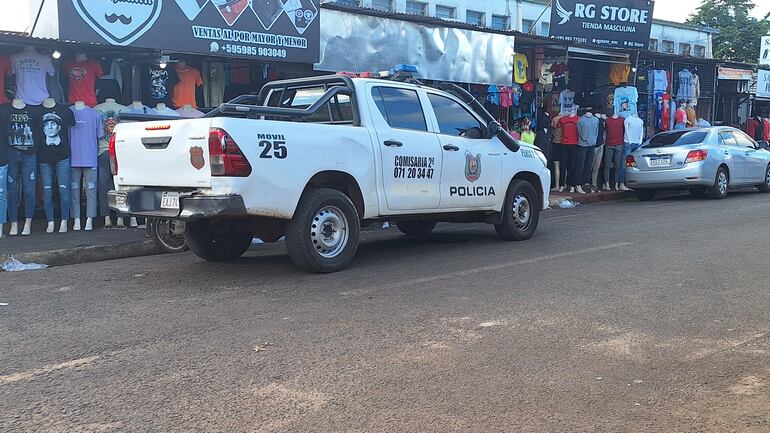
left=649, top=157, right=671, bottom=167
left=160, top=192, right=180, bottom=209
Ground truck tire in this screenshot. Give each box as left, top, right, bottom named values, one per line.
left=397, top=221, right=437, bottom=236
left=185, top=220, right=253, bottom=262
left=285, top=188, right=360, bottom=273
left=495, top=179, right=540, bottom=241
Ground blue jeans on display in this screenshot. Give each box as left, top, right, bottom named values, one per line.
left=620, top=142, right=642, bottom=184
left=71, top=167, right=98, bottom=219
left=40, top=158, right=71, bottom=221
left=0, top=164, right=7, bottom=225
left=6, top=150, right=37, bottom=222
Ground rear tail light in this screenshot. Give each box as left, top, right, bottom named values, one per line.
left=685, top=149, right=708, bottom=164
left=109, top=133, right=118, bottom=175
left=208, top=128, right=252, bottom=177
left=625, top=155, right=637, bottom=167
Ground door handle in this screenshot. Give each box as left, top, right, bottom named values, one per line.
left=384, top=140, right=403, bottom=147
left=443, top=144, right=460, bottom=151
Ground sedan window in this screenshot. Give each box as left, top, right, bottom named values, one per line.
left=733, top=130, right=758, bottom=148
left=644, top=131, right=708, bottom=148
left=719, top=131, right=738, bottom=147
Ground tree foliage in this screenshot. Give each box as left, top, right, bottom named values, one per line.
left=687, top=0, right=770, bottom=63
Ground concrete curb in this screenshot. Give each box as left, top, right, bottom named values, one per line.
left=1, top=239, right=169, bottom=269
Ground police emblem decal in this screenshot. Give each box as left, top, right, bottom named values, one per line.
left=465, top=152, right=481, bottom=182
left=190, top=146, right=205, bottom=170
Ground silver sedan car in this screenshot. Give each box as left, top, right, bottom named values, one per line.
left=625, top=127, right=770, bottom=201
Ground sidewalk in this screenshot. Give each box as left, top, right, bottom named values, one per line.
left=0, top=224, right=166, bottom=268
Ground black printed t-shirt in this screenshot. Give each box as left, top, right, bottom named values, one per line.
left=37, top=104, right=76, bottom=164
left=6, top=104, right=41, bottom=155
left=141, top=66, right=179, bottom=107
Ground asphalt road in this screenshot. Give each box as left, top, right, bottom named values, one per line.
left=3, top=192, right=770, bottom=433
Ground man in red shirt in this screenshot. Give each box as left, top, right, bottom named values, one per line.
left=762, top=117, right=770, bottom=143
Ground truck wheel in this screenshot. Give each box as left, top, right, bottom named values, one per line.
left=185, top=220, right=253, bottom=262
left=397, top=221, right=437, bottom=236
left=285, top=188, right=360, bottom=273
left=495, top=179, right=540, bottom=241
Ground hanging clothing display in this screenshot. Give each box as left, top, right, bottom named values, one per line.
left=173, top=64, right=203, bottom=108
left=651, top=69, right=669, bottom=93
left=559, top=89, right=575, bottom=115
left=64, top=59, right=104, bottom=106
left=486, top=85, right=500, bottom=105
left=545, top=91, right=561, bottom=118
left=510, top=84, right=522, bottom=107
left=0, top=55, right=12, bottom=104
left=605, top=116, right=625, bottom=146
left=46, top=61, right=66, bottom=103
left=539, top=63, right=553, bottom=88
left=676, top=69, right=694, bottom=102
left=203, top=61, right=226, bottom=107
left=689, top=73, right=700, bottom=106
left=520, top=82, right=536, bottom=108
left=141, top=65, right=178, bottom=107
left=499, top=86, right=513, bottom=108
left=513, top=53, right=529, bottom=84
left=550, top=63, right=569, bottom=89
left=94, top=99, right=125, bottom=154
left=7, top=104, right=41, bottom=153
left=97, top=59, right=123, bottom=103
left=535, top=108, right=551, bottom=161
left=613, top=85, right=638, bottom=118
left=558, top=115, right=579, bottom=145
left=11, top=50, right=56, bottom=105
left=609, top=63, right=630, bottom=86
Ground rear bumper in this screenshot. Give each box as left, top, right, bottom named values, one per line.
left=108, top=189, right=247, bottom=221
left=625, top=164, right=713, bottom=189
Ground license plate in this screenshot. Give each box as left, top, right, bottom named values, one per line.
left=160, top=192, right=180, bottom=209
left=649, top=157, right=670, bottom=167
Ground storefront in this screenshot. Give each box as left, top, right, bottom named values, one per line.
left=715, top=65, right=755, bottom=128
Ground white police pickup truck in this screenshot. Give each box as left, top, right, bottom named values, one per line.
left=109, top=70, right=550, bottom=273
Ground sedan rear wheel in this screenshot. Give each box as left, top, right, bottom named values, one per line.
left=708, top=167, right=729, bottom=199
left=759, top=165, right=770, bottom=193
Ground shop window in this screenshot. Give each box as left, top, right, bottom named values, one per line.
left=372, top=87, right=427, bottom=131
left=649, top=39, right=658, bottom=52
left=694, top=45, right=706, bottom=58
left=466, top=10, right=485, bottom=27
left=435, top=5, right=456, bottom=20
left=371, top=0, right=392, bottom=11
left=405, top=0, right=427, bottom=15
left=522, top=19, right=535, bottom=33
left=540, top=22, right=550, bottom=36
left=427, top=93, right=484, bottom=138
left=680, top=43, right=691, bottom=56
left=662, top=40, right=674, bottom=54
left=491, top=15, right=508, bottom=30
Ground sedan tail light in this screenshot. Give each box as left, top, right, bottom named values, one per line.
left=625, top=155, right=637, bottom=167
left=685, top=150, right=708, bottom=164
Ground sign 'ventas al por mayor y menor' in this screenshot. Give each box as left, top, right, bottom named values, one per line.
left=549, top=0, right=655, bottom=50
left=57, top=0, right=320, bottom=63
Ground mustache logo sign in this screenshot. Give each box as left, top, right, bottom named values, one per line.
left=73, top=0, right=162, bottom=46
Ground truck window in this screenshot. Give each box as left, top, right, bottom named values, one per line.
left=371, top=87, right=427, bottom=132
left=427, top=93, right=484, bottom=138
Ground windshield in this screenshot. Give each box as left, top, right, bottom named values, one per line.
left=643, top=131, right=708, bottom=148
